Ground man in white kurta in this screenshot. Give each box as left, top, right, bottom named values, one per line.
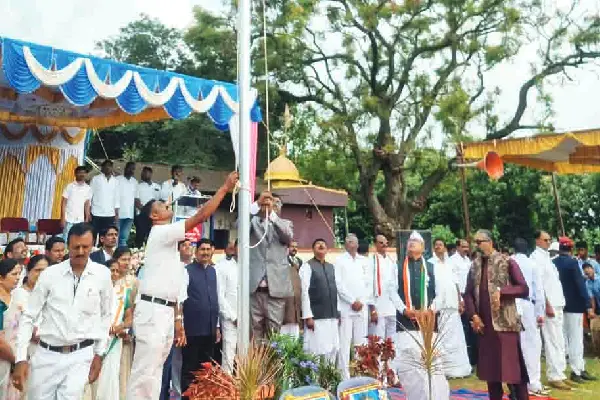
left=530, top=230, right=569, bottom=390
left=126, top=172, right=237, bottom=400
left=216, top=241, right=239, bottom=374
left=429, top=239, right=471, bottom=379
left=449, top=239, right=477, bottom=367
left=300, top=239, right=340, bottom=364
left=369, top=234, right=398, bottom=339
left=334, top=234, right=371, bottom=380
left=512, top=238, right=547, bottom=396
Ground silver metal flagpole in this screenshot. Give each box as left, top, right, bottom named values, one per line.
left=237, top=0, right=252, bottom=353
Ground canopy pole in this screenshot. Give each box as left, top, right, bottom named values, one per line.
left=237, top=0, right=252, bottom=354
left=551, top=173, right=566, bottom=237
left=457, top=145, right=472, bottom=243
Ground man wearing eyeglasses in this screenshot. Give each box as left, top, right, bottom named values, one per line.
left=530, top=230, right=570, bottom=390
left=463, top=229, right=529, bottom=400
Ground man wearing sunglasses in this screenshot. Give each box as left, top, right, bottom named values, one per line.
left=463, top=229, right=529, bottom=400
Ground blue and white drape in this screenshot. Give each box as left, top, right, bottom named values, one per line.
left=1, top=37, right=262, bottom=130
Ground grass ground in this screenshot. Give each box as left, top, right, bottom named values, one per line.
left=450, top=357, right=600, bottom=399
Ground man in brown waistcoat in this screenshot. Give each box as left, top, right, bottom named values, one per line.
left=280, top=241, right=303, bottom=338
left=463, top=229, right=530, bottom=400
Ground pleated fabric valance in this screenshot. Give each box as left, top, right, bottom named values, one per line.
left=0, top=37, right=262, bottom=130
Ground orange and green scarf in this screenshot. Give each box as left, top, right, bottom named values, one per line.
left=402, top=257, right=428, bottom=310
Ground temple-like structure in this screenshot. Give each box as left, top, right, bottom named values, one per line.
left=265, top=147, right=348, bottom=247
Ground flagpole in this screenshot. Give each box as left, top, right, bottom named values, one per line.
left=237, top=0, right=252, bottom=353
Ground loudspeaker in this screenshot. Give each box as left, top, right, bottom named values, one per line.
left=396, top=230, right=432, bottom=263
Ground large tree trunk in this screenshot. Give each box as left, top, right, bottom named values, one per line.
left=365, top=149, right=417, bottom=241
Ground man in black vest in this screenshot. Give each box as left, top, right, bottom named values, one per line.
left=300, top=238, right=340, bottom=363
left=394, top=231, right=448, bottom=399
left=180, top=239, right=220, bottom=397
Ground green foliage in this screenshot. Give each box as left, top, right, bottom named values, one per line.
left=269, top=333, right=340, bottom=395
left=430, top=225, right=457, bottom=245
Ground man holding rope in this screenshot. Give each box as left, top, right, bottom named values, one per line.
left=126, top=171, right=238, bottom=400
left=249, top=191, right=294, bottom=339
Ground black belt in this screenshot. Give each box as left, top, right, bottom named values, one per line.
left=39, top=339, right=94, bottom=354
left=141, top=294, right=176, bottom=307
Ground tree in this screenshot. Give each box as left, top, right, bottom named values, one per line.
left=90, top=14, right=245, bottom=170
left=96, top=13, right=193, bottom=72
left=255, top=0, right=600, bottom=239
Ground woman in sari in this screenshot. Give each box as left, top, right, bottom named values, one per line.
left=92, top=259, right=133, bottom=400
left=11, top=255, right=50, bottom=367
left=0, top=259, right=23, bottom=400
left=113, top=247, right=137, bottom=399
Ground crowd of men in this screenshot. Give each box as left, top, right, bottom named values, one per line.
left=2, top=160, right=600, bottom=400
left=61, top=160, right=204, bottom=248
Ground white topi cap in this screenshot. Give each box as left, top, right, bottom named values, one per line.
left=549, top=241, right=559, bottom=252
left=409, top=231, right=424, bottom=243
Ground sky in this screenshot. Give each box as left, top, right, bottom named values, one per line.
left=2, top=0, right=600, bottom=141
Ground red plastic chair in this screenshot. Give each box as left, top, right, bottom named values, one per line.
left=37, top=219, right=62, bottom=235
left=37, top=219, right=63, bottom=244
left=1, top=217, right=30, bottom=244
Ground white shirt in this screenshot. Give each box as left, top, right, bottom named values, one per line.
left=90, top=174, right=120, bottom=217
left=530, top=247, right=565, bottom=308
left=136, top=181, right=161, bottom=207
left=450, top=252, right=472, bottom=294
left=512, top=253, right=545, bottom=318
left=62, top=181, right=92, bottom=223
left=370, top=253, right=400, bottom=317
left=116, top=175, right=138, bottom=220
left=334, top=252, right=371, bottom=317
left=430, top=255, right=459, bottom=310
left=137, top=220, right=186, bottom=301
left=160, top=179, right=188, bottom=203
left=15, top=259, right=113, bottom=362
left=178, top=265, right=189, bottom=303
left=216, top=258, right=238, bottom=322
left=299, top=261, right=341, bottom=320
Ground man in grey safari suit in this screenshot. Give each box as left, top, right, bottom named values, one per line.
left=249, top=191, right=294, bottom=339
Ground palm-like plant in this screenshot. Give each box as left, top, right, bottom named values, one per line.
left=183, top=340, right=282, bottom=400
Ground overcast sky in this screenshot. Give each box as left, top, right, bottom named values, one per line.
left=2, top=0, right=600, bottom=140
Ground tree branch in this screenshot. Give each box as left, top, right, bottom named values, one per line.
left=487, top=50, right=600, bottom=139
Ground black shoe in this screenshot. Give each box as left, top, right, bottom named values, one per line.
left=581, top=370, right=597, bottom=381
left=570, top=372, right=585, bottom=383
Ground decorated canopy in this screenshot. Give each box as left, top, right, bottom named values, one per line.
left=0, top=37, right=262, bottom=225
left=0, top=37, right=262, bottom=130
left=461, top=128, right=600, bottom=174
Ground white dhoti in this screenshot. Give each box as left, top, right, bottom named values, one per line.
left=394, top=331, right=450, bottom=400
left=221, top=319, right=238, bottom=374
left=518, top=300, right=542, bottom=391
left=303, top=319, right=339, bottom=364
left=280, top=324, right=300, bottom=338
left=338, top=312, right=368, bottom=380
left=541, top=306, right=566, bottom=382
left=438, top=309, right=471, bottom=378
left=368, top=315, right=396, bottom=339
left=27, top=345, right=94, bottom=400
left=95, top=339, right=124, bottom=399
left=563, top=312, right=585, bottom=375
left=126, top=301, right=174, bottom=400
